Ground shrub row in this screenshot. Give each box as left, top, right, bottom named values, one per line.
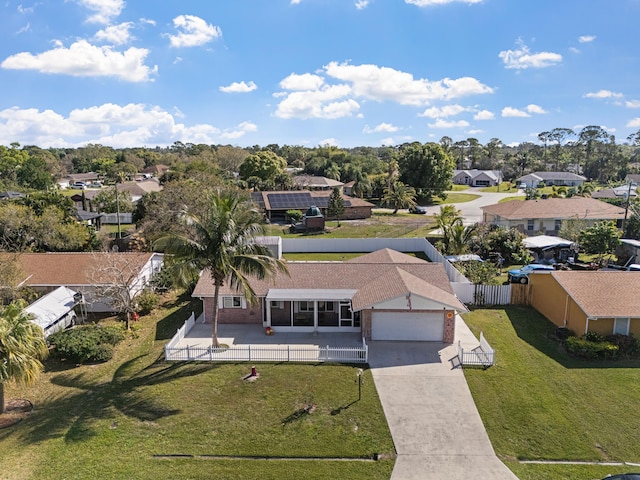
left=48, top=325, right=126, bottom=364
left=565, top=332, right=640, bottom=360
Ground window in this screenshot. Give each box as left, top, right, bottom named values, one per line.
left=223, top=296, right=242, bottom=308
left=298, top=301, right=312, bottom=312
left=527, top=219, right=534, bottom=231
left=271, top=301, right=284, bottom=309
left=317, top=301, right=334, bottom=312
left=555, top=220, right=562, bottom=231
left=614, top=318, right=630, bottom=335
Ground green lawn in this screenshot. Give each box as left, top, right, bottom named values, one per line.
left=479, top=182, right=520, bottom=193
left=265, top=212, right=437, bottom=239
left=463, top=307, right=640, bottom=480
left=433, top=192, right=480, bottom=204
left=0, top=292, right=394, bottom=480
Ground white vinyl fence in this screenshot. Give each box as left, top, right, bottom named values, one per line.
left=165, top=312, right=196, bottom=350
left=165, top=337, right=368, bottom=364
left=452, top=283, right=512, bottom=305
left=458, top=332, right=495, bottom=368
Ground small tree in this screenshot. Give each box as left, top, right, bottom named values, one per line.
left=286, top=209, right=303, bottom=224
left=382, top=181, right=417, bottom=214
left=327, top=187, right=345, bottom=225
left=0, top=301, right=48, bottom=413
left=579, top=221, right=621, bottom=265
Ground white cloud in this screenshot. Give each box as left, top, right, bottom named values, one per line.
left=420, top=104, right=468, bottom=118
left=291, top=0, right=301, bottom=4
left=627, top=118, right=640, bottom=128
left=274, top=62, right=492, bottom=120
left=474, top=109, right=494, bottom=120
left=17, top=4, right=35, bottom=14
left=75, top=0, right=124, bottom=24
left=363, top=123, right=399, bottom=133
left=467, top=129, right=483, bottom=135
left=1, top=40, right=156, bottom=82
left=17, top=22, right=31, bottom=34
left=219, top=81, right=257, bottom=93
left=626, top=100, right=640, bottom=109
left=94, top=22, right=133, bottom=45
left=501, top=107, right=530, bottom=118
left=323, top=62, right=493, bottom=105
left=355, top=0, right=370, bottom=8
left=0, top=103, right=253, bottom=147
left=427, top=119, right=469, bottom=128
left=526, top=104, right=547, bottom=114
left=168, top=15, right=221, bottom=48
left=578, top=35, right=596, bottom=43
left=279, top=73, right=324, bottom=91
left=405, top=0, right=482, bottom=6
left=499, top=39, right=562, bottom=69
left=320, top=138, right=339, bottom=147
left=584, top=90, right=624, bottom=99
left=569, top=47, right=580, bottom=54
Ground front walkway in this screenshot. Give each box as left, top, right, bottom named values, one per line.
left=368, top=315, right=517, bottom=480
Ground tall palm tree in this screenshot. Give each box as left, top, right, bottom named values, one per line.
left=0, top=300, right=48, bottom=414
left=155, top=189, right=288, bottom=347
left=382, top=181, right=417, bottom=214
left=448, top=223, right=479, bottom=256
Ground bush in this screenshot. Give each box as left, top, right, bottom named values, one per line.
left=150, top=267, right=174, bottom=292
left=48, top=325, right=125, bottom=364
left=565, top=335, right=619, bottom=360
left=287, top=209, right=303, bottom=223
left=135, top=289, right=159, bottom=315
left=605, top=333, right=640, bottom=358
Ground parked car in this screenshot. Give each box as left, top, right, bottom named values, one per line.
left=90, top=181, right=103, bottom=188
left=408, top=206, right=427, bottom=214
left=71, top=182, right=86, bottom=189
left=601, top=474, right=640, bottom=480
left=507, top=264, right=554, bottom=284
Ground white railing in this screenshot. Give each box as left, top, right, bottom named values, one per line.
left=457, top=332, right=495, bottom=368
left=165, top=341, right=368, bottom=363
left=165, top=312, right=196, bottom=350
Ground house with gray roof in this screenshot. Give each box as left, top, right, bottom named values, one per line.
left=517, top=171, right=586, bottom=188
left=453, top=169, right=503, bottom=187
left=192, top=249, right=467, bottom=342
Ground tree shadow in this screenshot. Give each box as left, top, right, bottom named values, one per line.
left=154, top=296, right=199, bottom=341
left=505, top=306, right=640, bottom=369
left=5, top=355, right=217, bottom=446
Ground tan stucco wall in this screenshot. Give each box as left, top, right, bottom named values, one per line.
left=529, top=273, right=588, bottom=335
left=586, top=317, right=615, bottom=336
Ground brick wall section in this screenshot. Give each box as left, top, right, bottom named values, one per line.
left=201, top=297, right=263, bottom=324
left=362, top=310, right=372, bottom=340
left=443, top=310, right=455, bottom=344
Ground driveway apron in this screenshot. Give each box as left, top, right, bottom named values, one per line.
left=369, top=323, right=518, bottom=479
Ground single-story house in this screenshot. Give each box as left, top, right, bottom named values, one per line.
left=117, top=179, right=163, bottom=202
left=592, top=184, right=637, bottom=200
left=530, top=270, right=640, bottom=337
left=293, top=175, right=344, bottom=191
left=481, top=197, right=626, bottom=235
left=0, top=191, right=26, bottom=200
left=74, top=209, right=104, bottom=229
left=192, top=248, right=467, bottom=342
left=522, top=235, right=574, bottom=264
left=251, top=190, right=374, bottom=221
left=25, top=286, right=80, bottom=337
left=625, top=174, right=640, bottom=185
left=517, top=172, right=587, bottom=188
left=60, top=172, right=101, bottom=189
left=13, top=252, right=163, bottom=313
left=343, top=181, right=355, bottom=196
left=142, top=164, right=169, bottom=178
left=453, top=169, right=503, bottom=187
left=617, top=239, right=640, bottom=265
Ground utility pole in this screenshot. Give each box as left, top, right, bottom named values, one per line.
left=622, top=180, right=633, bottom=234
left=115, top=182, right=121, bottom=240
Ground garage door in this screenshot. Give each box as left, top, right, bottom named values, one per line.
left=371, top=312, right=443, bottom=341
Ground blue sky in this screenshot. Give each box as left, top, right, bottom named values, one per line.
left=1, top=0, right=639, bottom=149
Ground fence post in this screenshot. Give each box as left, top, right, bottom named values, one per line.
left=248, top=344, right=251, bottom=362
left=287, top=345, right=290, bottom=362
left=186, top=345, right=190, bottom=361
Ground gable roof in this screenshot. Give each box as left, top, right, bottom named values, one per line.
left=251, top=190, right=374, bottom=211
left=293, top=175, right=344, bottom=188
left=12, top=252, right=157, bottom=286
left=481, top=197, right=626, bottom=220
left=551, top=270, right=640, bottom=318
left=453, top=169, right=501, bottom=181
left=517, top=171, right=586, bottom=181
left=193, top=250, right=466, bottom=312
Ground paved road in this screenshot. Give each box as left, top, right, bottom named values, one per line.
left=369, top=316, right=518, bottom=480
left=415, top=187, right=524, bottom=225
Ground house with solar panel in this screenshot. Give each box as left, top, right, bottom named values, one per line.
left=251, top=190, right=374, bottom=222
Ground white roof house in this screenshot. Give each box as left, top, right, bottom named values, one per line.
left=25, top=286, right=79, bottom=337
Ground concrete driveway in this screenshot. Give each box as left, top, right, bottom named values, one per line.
left=369, top=318, right=518, bottom=479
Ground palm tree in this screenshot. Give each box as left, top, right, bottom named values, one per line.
left=448, top=223, right=479, bottom=255
left=155, top=189, right=288, bottom=347
left=433, top=205, right=465, bottom=254
left=382, top=181, right=417, bottom=214
left=0, top=300, right=48, bottom=414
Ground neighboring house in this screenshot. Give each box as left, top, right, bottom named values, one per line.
left=453, top=169, right=503, bottom=187
left=293, top=175, right=344, bottom=191
left=74, top=209, right=104, bottom=229
left=343, top=181, right=355, bottom=196
left=192, top=248, right=467, bottom=342
left=516, top=172, right=586, bottom=188
left=117, top=179, right=163, bottom=202
left=14, top=252, right=163, bottom=313
left=0, top=191, right=26, bottom=200
left=481, top=197, right=626, bottom=235
left=530, top=270, right=640, bottom=337
left=63, top=172, right=101, bottom=188
left=142, top=164, right=169, bottom=177
left=592, top=184, right=637, bottom=200
left=251, top=190, right=374, bottom=221
left=617, top=239, right=640, bottom=265
left=625, top=174, right=640, bottom=185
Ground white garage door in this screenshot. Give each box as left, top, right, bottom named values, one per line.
left=371, top=312, right=443, bottom=341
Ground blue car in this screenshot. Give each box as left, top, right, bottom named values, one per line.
left=507, top=264, right=554, bottom=284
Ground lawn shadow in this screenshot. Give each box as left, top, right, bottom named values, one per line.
left=155, top=295, right=200, bottom=341
left=504, top=306, right=640, bottom=370
left=6, top=354, right=217, bottom=446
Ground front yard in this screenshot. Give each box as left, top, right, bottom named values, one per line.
left=0, top=292, right=394, bottom=480
left=463, top=307, right=640, bottom=480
